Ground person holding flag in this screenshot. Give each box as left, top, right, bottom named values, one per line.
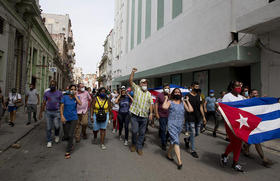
left=219, top=80, right=246, bottom=172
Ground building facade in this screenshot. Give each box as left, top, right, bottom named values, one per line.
left=98, top=30, right=113, bottom=89
left=112, top=0, right=280, bottom=97
left=42, top=13, right=76, bottom=89
left=0, top=0, right=65, bottom=98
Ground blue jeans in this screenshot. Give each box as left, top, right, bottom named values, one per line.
left=131, top=114, right=147, bottom=150
left=159, top=117, right=168, bottom=146
left=188, top=121, right=201, bottom=151
left=45, top=110, right=60, bottom=142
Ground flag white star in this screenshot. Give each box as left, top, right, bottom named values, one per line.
left=236, top=114, right=249, bottom=129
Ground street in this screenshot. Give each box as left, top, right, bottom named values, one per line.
left=0, top=121, right=280, bottom=181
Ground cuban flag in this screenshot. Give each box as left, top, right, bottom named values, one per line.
left=149, top=84, right=190, bottom=103
left=218, top=97, right=280, bottom=144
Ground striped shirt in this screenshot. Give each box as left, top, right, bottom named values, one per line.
left=130, top=82, right=153, bottom=118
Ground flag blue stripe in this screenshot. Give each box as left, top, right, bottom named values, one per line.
left=223, top=97, right=279, bottom=108
left=248, top=128, right=280, bottom=144
left=257, top=110, right=280, bottom=122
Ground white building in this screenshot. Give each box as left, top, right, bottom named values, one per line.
left=112, top=0, right=280, bottom=97
left=42, top=13, right=76, bottom=87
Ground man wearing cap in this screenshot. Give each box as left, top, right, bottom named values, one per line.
left=203, top=89, right=219, bottom=137
left=129, top=68, right=153, bottom=156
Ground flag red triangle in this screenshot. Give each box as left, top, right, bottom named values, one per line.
left=218, top=103, right=261, bottom=142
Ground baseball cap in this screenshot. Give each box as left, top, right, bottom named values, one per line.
left=140, top=79, right=148, bottom=83
left=121, top=86, right=126, bottom=90
left=210, top=89, right=214, bottom=93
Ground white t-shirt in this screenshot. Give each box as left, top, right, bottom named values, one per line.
left=111, top=94, right=119, bottom=111
left=26, top=89, right=38, bottom=105
left=222, top=93, right=245, bottom=102
left=8, top=93, right=21, bottom=106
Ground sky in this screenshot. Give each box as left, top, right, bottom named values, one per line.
left=40, top=0, right=115, bottom=74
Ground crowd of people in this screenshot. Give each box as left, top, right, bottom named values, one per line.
left=0, top=68, right=274, bottom=172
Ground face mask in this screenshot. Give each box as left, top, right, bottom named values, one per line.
left=50, top=86, right=56, bottom=91
left=100, top=93, right=106, bottom=98
left=141, top=86, right=147, bottom=91
left=244, top=91, right=249, bottom=97
left=233, top=87, right=241, bottom=94
left=173, top=95, right=181, bottom=100
left=164, top=89, right=170, bottom=94
left=193, top=88, right=199, bottom=93
left=81, top=87, right=85, bottom=92
left=210, top=93, right=214, bottom=97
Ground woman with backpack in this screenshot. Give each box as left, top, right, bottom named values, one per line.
left=6, top=88, right=22, bottom=127
left=91, top=87, right=111, bottom=150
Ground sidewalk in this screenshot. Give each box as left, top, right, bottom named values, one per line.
left=206, top=119, right=280, bottom=152
left=0, top=107, right=40, bottom=154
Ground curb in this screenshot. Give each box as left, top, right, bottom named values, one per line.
left=0, top=121, right=41, bottom=155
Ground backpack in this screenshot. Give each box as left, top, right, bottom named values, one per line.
left=96, top=97, right=108, bottom=122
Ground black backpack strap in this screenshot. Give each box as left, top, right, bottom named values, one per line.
left=96, top=97, right=107, bottom=109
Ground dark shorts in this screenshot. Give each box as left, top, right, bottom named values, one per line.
left=8, top=106, right=17, bottom=112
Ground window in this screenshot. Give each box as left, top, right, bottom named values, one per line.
left=157, top=0, right=164, bottom=30
left=0, top=17, right=4, bottom=34
left=145, top=0, right=151, bottom=38
left=130, top=0, right=135, bottom=49
left=172, top=0, right=182, bottom=19
left=137, top=0, right=142, bottom=44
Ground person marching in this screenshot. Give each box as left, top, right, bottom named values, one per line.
left=115, top=86, right=133, bottom=146
left=162, top=88, right=193, bottom=169
left=242, top=89, right=273, bottom=167
left=60, top=85, right=81, bottom=159
left=155, top=83, right=170, bottom=151
left=220, top=80, right=246, bottom=172
left=111, top=89, right=119, bottom=133
left=75, top=83, right=92, bottom=142
left=7, top=88, right=22, bottom=127
left=39, top=80, right=63, bottom=148
left=203, top=89, right=219, bottom=137
left=129, top=68, right=153, bottom=156
left=184, top=81, right=207, bottom=158
left=91, top=87, right=111, bottom=150
left=25, top=84, right=40, bottom=125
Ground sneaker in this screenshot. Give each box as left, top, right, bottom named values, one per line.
left=54, top=136, right=59, bottom=143
left=47, top=142, right=52, bottom=148
left=232, top=163, right=244, bottom=172
left=213, top=132, right=217, bottom=137
left=191, top=151, right=199, bottom=158
left=130, top=145, right=136, bottom=152
left=124, top=140, right=128, bottom=146
left=112, top=129, right=116, bottom=133
left=101, top=144, right=106, bottom=150
left=220, top=154, right=228, bottom=167
left=201, top=127, right=206, bottom=133
left=119, top=136, right=123, bottom=141
left=137, top=149, right=143, bottom=156
left=26, top=122, right=31, bottom=126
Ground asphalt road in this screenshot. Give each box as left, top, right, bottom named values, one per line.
left=0, top=121, right=280, bottom=181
